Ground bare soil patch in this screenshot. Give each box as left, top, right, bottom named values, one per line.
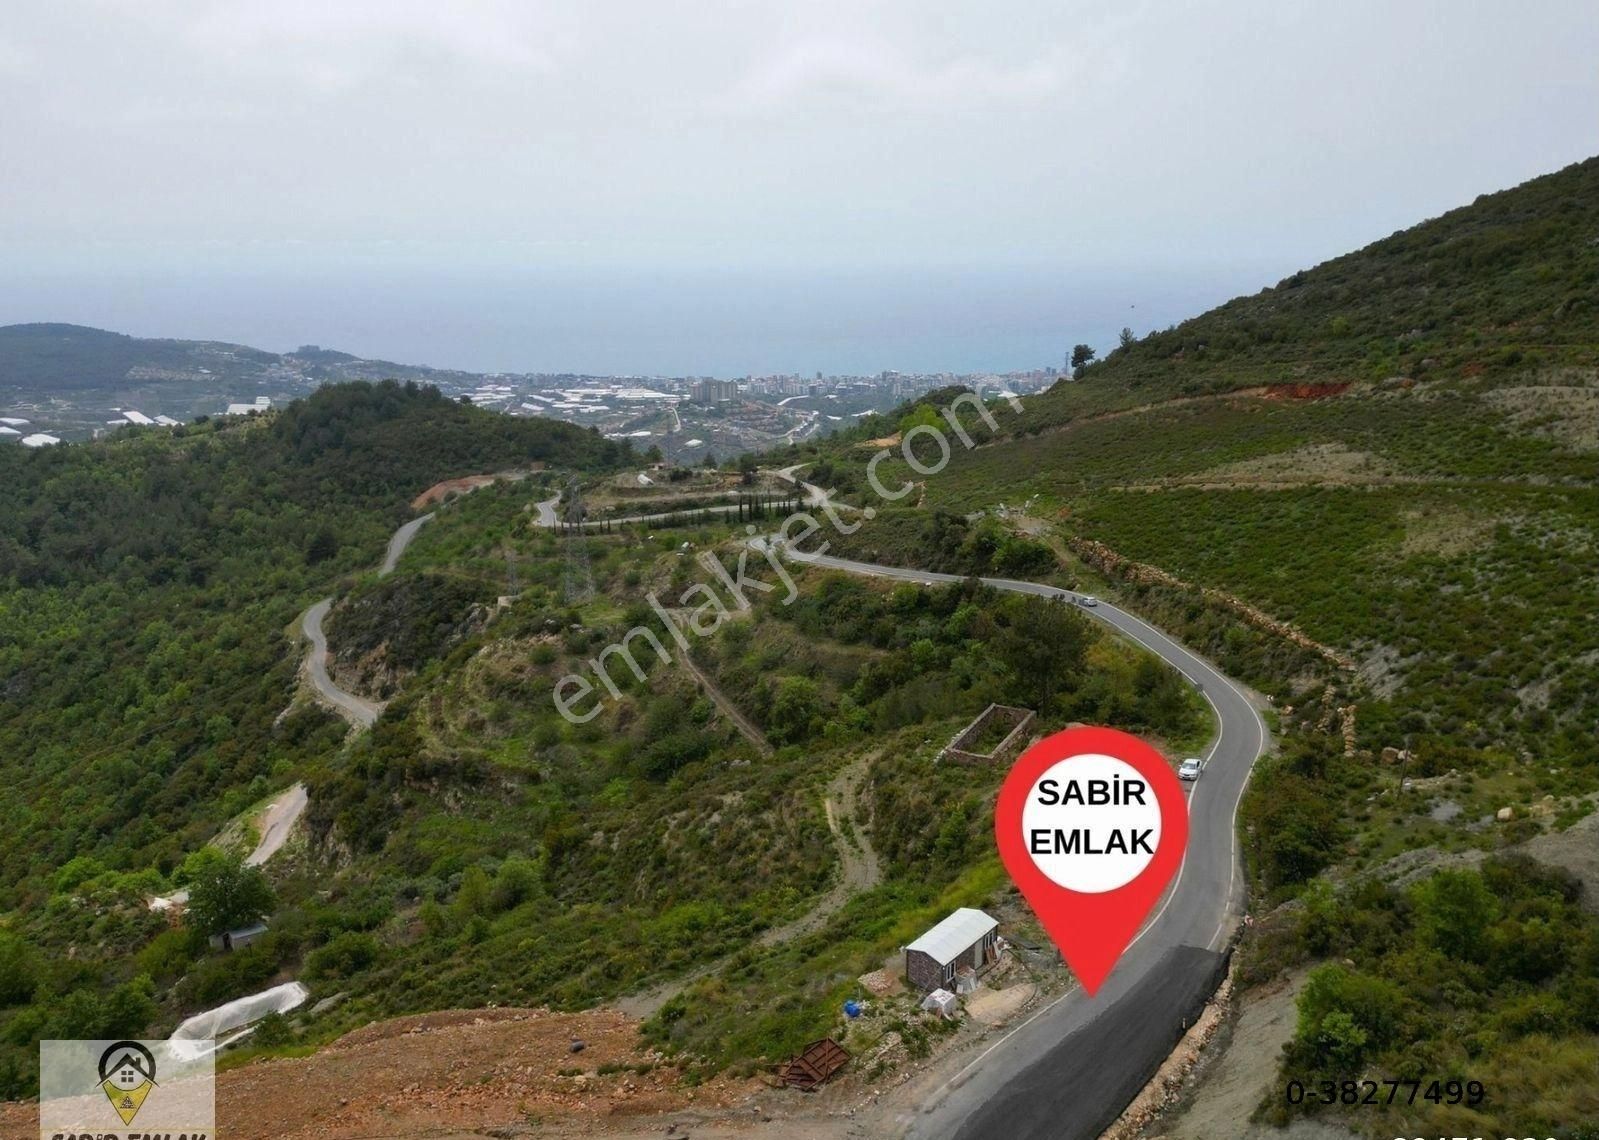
left=1399, top=504, right=1502, bottom=557
left=1482, top=378, right=1599, bottom=452
left=109, top=1007, right=743, bottom=1140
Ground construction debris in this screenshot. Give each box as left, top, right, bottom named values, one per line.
left=779, top=1038, right=850, bottom=1091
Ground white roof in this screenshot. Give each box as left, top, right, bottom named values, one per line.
left=0, top=417, right=28, bottom=426
left=123, top=410, right=155, bottom=425
left=20, top=433, right=60, bottom=447
left=906, top=907, right=998, bottom=964
left=0, top=426, right=18, bottom=436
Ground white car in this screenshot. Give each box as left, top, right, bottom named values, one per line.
left=1078, top=594, right=1099, bottom=607
left=1178, top=757, right=1205, bottom=781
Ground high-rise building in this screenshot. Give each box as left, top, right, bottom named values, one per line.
left=690, top=378, right=739, bottom=404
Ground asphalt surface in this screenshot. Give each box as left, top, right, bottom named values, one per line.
left=380, top=512, right=435, bottom=575
left=299, top=598, right=382, bottom=729
left=297, top=510, right=435, bottom=730
left=780, top=546, right=1268, bottom=1140
left=246, top=782, right=309, bottom=867
left=532, top=482, right=1270, bottom=1137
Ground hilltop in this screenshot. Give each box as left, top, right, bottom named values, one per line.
left=0, top=322, right=478, bottom=393
left=1, top=160, right=1596, bottom=1137
left=994, top=156, right=1599, bottom=431
left=775, top=158, right=1599, bottom=1134
left=0, top=322, right=508, bottom=438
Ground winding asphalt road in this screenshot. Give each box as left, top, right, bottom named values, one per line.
left=778, top=547, right=1268, bottom=1140
left=539, top=482, right=1271, bottom=1139
left=296, top=511, right=435, bottom=730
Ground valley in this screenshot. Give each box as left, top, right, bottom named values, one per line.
left=2, top=158, right=1598, bottom=1139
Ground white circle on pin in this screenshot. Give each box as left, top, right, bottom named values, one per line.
left=1020, top=753, right=1163, bottom=893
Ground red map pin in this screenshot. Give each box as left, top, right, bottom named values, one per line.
left=995, top=725, right=1188, bottom=995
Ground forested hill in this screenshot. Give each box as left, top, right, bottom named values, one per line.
left=0, top=323, right=450, bottom=394
left=0, top=380, right=623, bottom=895
left=0, top=381, right=621, bottom=587
left=1023, top=155, right=1599, bottom=425
left=0, top=323, right=278, bottom=392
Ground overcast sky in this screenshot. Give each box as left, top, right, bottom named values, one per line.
left=1, top=1, right=1596, bottom=373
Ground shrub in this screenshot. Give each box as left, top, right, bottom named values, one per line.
left=306, top=932, right=383, bottom=981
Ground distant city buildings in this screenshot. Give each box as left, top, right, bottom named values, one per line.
left=689, top=378, right=739, bottom=404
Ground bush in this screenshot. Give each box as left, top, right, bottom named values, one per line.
left=305, top=932, right=383, bottom=981
left=0, top=933, right=37, bottom=1007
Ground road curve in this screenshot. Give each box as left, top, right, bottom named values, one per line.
left=299, top=598, right=382, bottom=729
left=380, top=513, right=436, bottom=575
left=297, top=511, right=435, bottom=730
left=536, top=485, right=1269, bottom=1138
left=246, top=782, right=308, bottom=867
left=780, top=546, right=1268, bottom=1140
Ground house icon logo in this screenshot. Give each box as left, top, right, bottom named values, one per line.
left=98, top=1040, right=157, bottom=1125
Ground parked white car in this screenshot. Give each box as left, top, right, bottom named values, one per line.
left=1178, top=757, right=1205, bottom=781
left=1078, top=594, right=1099, bottom=607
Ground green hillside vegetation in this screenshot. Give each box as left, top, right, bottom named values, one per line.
left=0, top=323, right=279, bottom=392
left=1031, top=155, right=1599, bottom=422
left=2, top=158, right=1596, bottom=1132
left=285, top=480, right=1203, bottom=1067
left=0, top=419, right=1206, bottom=1096
left=0, top=381, right=626, bottom=1095
left=769, top=158, right=1599, bottom=1133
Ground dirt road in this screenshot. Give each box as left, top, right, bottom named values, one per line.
left=616, top=755, right=882, bottom=1018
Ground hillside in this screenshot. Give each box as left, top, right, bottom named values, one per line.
left=0, top=382, right=632, bottom=1091
left=1, top=161, right=1596, bottom=1137
left=0, top=323, right=504, bottom=438
left=1003, top=156, right=1599, bottom=430
left=772, top=159, right=1599, bottom=1135
left=0, top=323, right=478, bottom=393
left=0, top=396, right=1210, bottom=1106
left=0, top=323, right=280, bottom=392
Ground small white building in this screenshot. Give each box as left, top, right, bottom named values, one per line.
left=20, top=433, right=60, bottom=448
left=904, top=907, right=1000, bottom=992
left=209, top=921, right=269, bottom=952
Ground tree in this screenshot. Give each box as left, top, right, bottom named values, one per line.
left=1411, top=869, right=1500, bottom=962
left=0, top=932, right=36, bottom=1007
left=305, top=526, right=339, bottom=565
left=1293, top=963, right=1405, bottom=1062
left=737, top=453, right=758, bottom=485
left=182, top=848, right=275, bottom=937
left=995, top=596, right=1090, bottom=714
left=769, top=676, right=822, bottom=744
left=1069, top=344, right=1097, bottom=377
left=1118, top=326, right=1136, bottom=350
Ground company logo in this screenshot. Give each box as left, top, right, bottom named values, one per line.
left=98, top=1040, right=158, bottom=1125
left=39, top=1038, right=214, bottom=1140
